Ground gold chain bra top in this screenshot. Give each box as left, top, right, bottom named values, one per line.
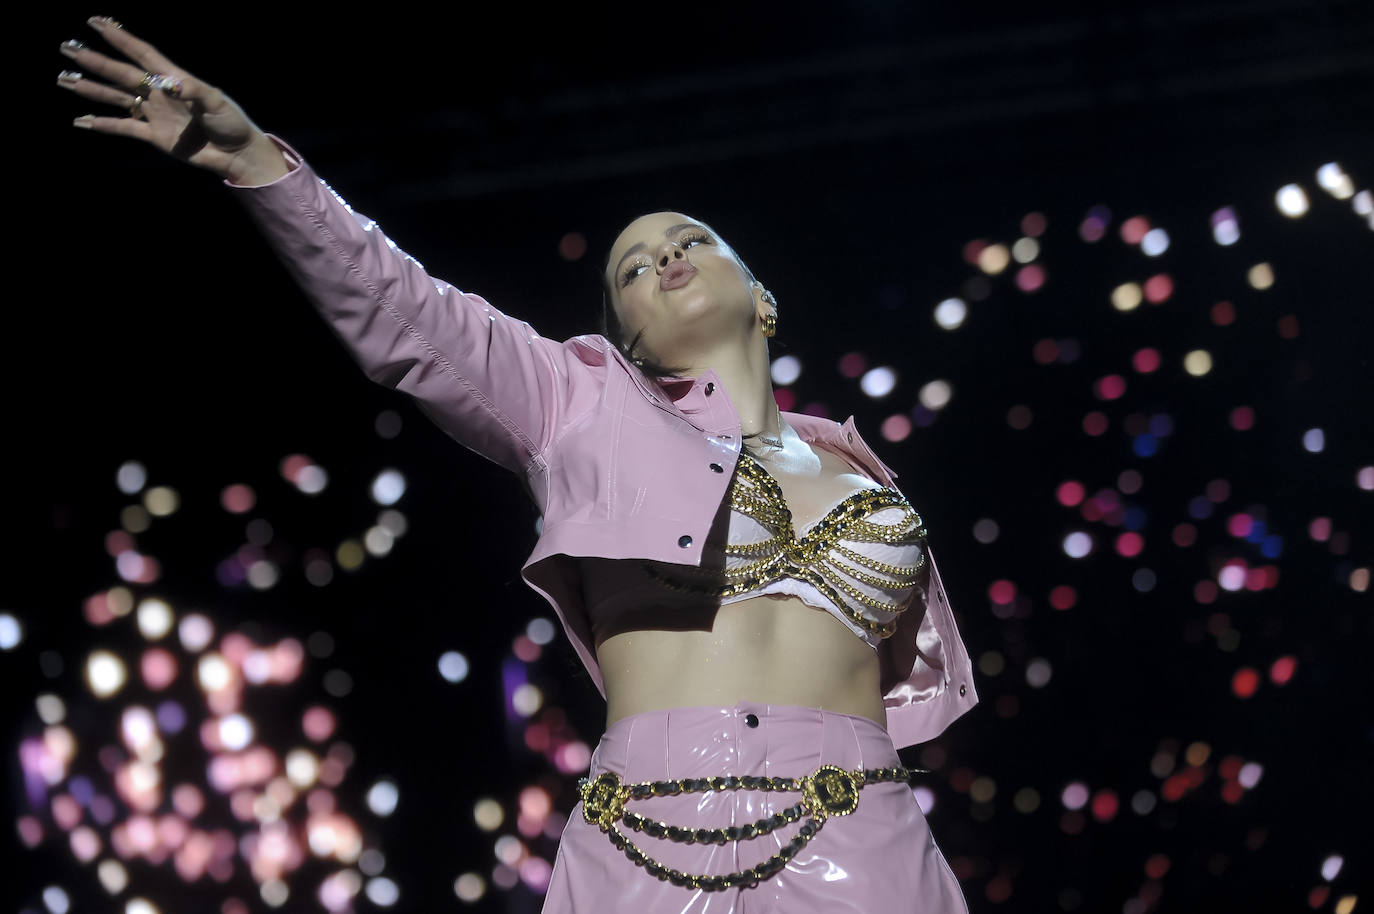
left=581, top=450, right=930, bottom=648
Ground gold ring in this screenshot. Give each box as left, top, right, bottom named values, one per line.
left=128, top=95, right=146, bottom=119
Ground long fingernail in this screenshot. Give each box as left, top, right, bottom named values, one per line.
left=61, top=39, right=85, bottom=57
left=73, top=114, right=96, bottom=129
left=87, top=16, right=123, bottom=29
left=58, top=70, right=83, bottom=87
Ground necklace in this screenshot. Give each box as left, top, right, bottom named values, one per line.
left=741, top=400, right=785, bottom=454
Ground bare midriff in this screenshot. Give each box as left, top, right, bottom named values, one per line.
left=597, top=594, right=886, bottom=731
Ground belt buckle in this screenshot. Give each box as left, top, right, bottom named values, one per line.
left=580, top=771, right=627, bottom=831
left=802, top=764, right=861, bottom=819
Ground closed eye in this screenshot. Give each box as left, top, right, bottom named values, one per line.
left=620, top=230, right=714, bottom=287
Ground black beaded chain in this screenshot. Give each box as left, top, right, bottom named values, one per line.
left=577, top=764, right=925, bottom=892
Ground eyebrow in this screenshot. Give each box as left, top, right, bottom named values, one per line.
left=613, top=223, right=704, bottom=279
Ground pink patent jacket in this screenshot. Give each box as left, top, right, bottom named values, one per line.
left=228, top=136, right=979, bottom=749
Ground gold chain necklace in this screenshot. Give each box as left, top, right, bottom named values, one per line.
left=741, top=400, right=784, bottom=454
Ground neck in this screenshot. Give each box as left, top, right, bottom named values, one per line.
left=681, top=336, right=781, bottom=443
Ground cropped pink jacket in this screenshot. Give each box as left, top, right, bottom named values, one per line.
left=228, top=136, right=979, bottom=749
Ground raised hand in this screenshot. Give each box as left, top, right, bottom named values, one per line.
left=58, top=16, right=288, bottom=185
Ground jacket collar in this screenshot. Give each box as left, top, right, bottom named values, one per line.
left=605, top=340, right=898, bottom=485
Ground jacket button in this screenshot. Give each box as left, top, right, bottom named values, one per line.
left=847, top=431, right=854, bottom=443
left=710, top=462, right=724, bottom=473
left=678, top=535, right=693, bottom=548
left=959, top=684, right=967, bottom=697
left=744, top=713, right=759, bottom=728
left=705, top=382, right=715, bottom=395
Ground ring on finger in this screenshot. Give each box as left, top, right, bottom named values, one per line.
left=128, top=95, right=146, bottom=119
left=138, top=71, right=184, bottom=99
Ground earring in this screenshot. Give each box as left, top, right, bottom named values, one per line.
left=757, top=288, right=778, bottom=337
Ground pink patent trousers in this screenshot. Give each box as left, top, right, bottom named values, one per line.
left=543, top=701, right=969, bottom=913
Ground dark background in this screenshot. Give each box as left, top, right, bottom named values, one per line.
left=7, top=2, right=1373, bottom=912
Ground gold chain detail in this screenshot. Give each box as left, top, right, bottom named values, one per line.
left=643, top=451, right=929, bottom=639
left=577, top=764, right=920, bottom=892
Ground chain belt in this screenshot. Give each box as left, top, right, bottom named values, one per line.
left=576, top=763, right=924, bottom=892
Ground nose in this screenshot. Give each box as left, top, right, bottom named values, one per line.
left=656, top=242, right=687, bottom=271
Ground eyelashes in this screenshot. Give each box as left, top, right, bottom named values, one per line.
left=620, top=230, right=712, bottom=287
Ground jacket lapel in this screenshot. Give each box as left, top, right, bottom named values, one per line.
left=785, top=412, right=901, bottom=486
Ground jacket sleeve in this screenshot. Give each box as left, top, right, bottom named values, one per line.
left=224, top=134, right=588, bottom=477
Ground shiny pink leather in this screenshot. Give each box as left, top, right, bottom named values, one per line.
left=227, top=136, right=979, bottom=748
left=547, top=702, right=970, bottom=913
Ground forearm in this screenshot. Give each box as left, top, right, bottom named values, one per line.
left=224, top=136, right=587, bottom=473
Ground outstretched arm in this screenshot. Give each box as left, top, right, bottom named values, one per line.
left=59, top=18, right=595, bottom=478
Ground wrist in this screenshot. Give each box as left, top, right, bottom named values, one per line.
left=225, top=132, right=293, bottom=187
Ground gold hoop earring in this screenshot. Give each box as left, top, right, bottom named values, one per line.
left=760, top=312, right=777, bottom=338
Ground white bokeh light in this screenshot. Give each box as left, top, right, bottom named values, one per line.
left=454, top=873, right=486, bottom=902
left=1140, top=227, right=1170, bottom=256
left=860, top=366, right=897, bottom=398
left=770, top=355, right=802, bottom=386
left=371, top=469, right=406, bottom=505
left=438, top=651, right=469, bottom=683
left=0, top=613, right=22, bottom=650
left=1062, top=531, right=1094, bottom=559
left=367, top=780, right=400, bottom=817
left=1316, top=162, right=1354, bottom=199
left=43, top=886, right=71, bottom=914
left=198, top=653, right=232, bottom=691
left=218, top=714, right=254, bottom=751
left=1275, top=183, right=1309, bottom=217
left=363, top=526, right=395, bottom=557
left=1026, top=658, right=1053, bottom=688
left=366, top=877, right=400, bottom=906
left=512, top=683, right=543, bottom=716
left=136, top=598, right=174, bottom=640
left=918, top=380, right=952, bottom=411
left=296, top=464, right=329, bottom=495
left=116, top=461, right=147, bottom=495
left=933, top=297, right=967, bottom=330
left=1218, top=565, right=1247, bottom=592
left=97, top=859, right=128, bottom=893
left=87, top=650, right=128, bottom=698
left=527, top=618, right=556, bottom=645
left=178, top=614, right=214, bottom=652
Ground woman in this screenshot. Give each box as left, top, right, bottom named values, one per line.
left=59, top=18, right=978, bottom=913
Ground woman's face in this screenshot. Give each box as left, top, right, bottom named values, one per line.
left=605, top=211, right=759, bottom=368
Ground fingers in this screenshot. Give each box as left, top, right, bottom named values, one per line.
left=60, top=23, right=220, bottom=113
left=57, top=70, right=142, bottom=114
left=60, top=37, right=151, bottom=96
left=84, top=17, right=180, bottom=77
left=72, top=113, right=155, bottom=143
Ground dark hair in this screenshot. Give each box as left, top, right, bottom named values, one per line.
left=599, top=273, right=690, bottom=379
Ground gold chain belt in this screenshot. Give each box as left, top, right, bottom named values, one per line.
left=576, top=764, right=923, bottom=892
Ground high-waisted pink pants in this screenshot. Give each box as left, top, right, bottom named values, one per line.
left=543, top=701, right=969, bottom=913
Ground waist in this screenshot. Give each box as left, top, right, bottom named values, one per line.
left=590, top=701, right=901, bottom=782
left=597, top=596, right=885, bottom=729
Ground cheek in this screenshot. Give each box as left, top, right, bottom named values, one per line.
left=618, top=288, right=655, bottom=327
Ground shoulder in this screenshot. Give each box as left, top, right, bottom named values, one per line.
left=565, top=333, right=618, bottom=364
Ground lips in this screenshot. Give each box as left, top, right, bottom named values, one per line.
left=660, top=261, right=696, bottom=290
